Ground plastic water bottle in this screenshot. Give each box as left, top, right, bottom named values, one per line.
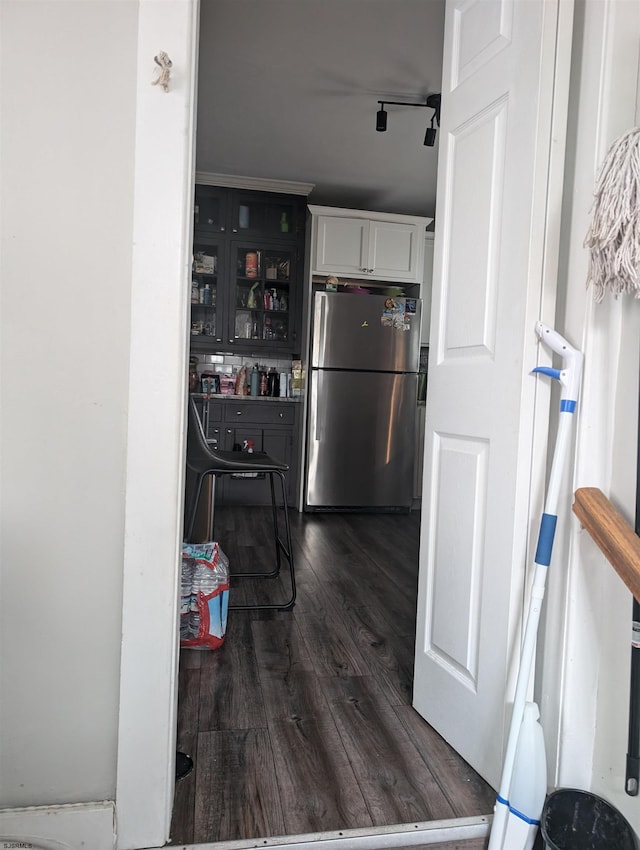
left=502, top=702, right=547, bottom=850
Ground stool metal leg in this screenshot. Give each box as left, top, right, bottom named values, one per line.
left=185, top=472, right=206, bottom=543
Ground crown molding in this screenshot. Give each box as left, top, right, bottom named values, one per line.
left=195, top=171, right=315, bottom=196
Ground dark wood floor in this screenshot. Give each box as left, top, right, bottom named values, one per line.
left=171, top=508, right=495, bottom=846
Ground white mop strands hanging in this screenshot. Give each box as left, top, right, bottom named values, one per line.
left=585, top=126, right=640, bottom=301
left=488, top=323, right=583, bottom=850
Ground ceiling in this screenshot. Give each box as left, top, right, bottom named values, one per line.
left=196, top=0, right=446, bottom=219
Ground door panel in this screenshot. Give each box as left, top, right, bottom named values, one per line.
left=369, top=220, right=422, bottom=281
left=306, top=370, right=417, bottom=508
left=313, top=216, right=369, bottom=275
left=442, top=98, right=506, bottom=357
left=429, top=433, right=488, bottom=689
left=311, top=292, right=421, bottom=372
left=413, top=0, right=571, bottom=787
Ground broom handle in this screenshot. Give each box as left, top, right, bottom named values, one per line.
left=625, top=362, right=640, bottom=795
left=626, top=596, right=640, bottom=794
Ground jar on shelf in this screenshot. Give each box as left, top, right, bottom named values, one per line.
left=245, top=251, right=258, bottom=277
left=188, top=356, right=199, bottom=393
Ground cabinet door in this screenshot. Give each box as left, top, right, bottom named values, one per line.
left=190, top=237, right=227, bottom=347
left=368, top=220, right=423, bottom=282
left=194, top=185, right=230, bottom=235
left=313, top=216, right=370, bottom=276
left=228, top=241, right=297, bottom=352
left=216, top=424, right=295, bottom=506
left=220, top=426, right=269, bottom=506
left=263, top=427, right=295, bottom=503
left=230, top=192, right=302, bottom=242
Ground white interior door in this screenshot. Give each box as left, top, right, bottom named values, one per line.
left=413, top=0, right=572, bottom=787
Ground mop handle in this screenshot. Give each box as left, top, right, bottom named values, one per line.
left=533, top=321, right=583, bottom=405
left=489, top=324, right=583, bottom=850
left=533, top=322, right=583, bottom=514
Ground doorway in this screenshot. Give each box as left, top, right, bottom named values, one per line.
left=117, top=0, right=576, bottom=845
left=177, top=2, right=456, bottom=840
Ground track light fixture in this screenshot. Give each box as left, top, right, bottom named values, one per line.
left=375, top=93, right=441, bottom=147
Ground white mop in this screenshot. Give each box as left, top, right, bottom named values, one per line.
left=585, top=125, right=640, bottom=801
left=585, top=126, right=640, bottom=302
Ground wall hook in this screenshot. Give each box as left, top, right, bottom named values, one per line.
left=152, top=52, right=173, bottom=92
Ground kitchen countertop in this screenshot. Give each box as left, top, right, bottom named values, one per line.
left=191, top=393, right=301, bottom=403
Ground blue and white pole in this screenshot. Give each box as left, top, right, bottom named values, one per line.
left=488, top=322, right=583, bottom=850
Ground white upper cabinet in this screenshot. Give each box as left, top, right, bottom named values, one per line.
left=309, top=205, right=432, bottom=284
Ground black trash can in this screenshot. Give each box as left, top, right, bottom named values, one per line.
left=541, top=788, right=637, bottom=850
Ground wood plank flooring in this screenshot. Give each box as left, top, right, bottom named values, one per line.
left=171, top=508, right=496, bottom=846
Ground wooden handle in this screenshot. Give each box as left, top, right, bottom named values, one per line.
left=573, top=487, right=640, bottom=602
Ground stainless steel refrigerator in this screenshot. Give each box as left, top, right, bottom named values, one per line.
left=305, top=290, right=422, bottom=510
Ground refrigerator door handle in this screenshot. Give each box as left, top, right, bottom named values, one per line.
left=312, top=293, right=328, bottom=366
left=311, top=372, right=325, bottom=442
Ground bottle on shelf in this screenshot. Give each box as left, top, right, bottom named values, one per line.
left=203, top=283, right=212, bottom=305
left=280, top=212, right=289, bottom=233
left=250, top=364, right=259, bottom=397
left=188, top=356, right=199, bottom=393
left=267, top=368, right=278, bottom=397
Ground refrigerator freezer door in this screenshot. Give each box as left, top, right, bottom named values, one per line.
left=311, top=291, right=421, bottom=373
left=306, top=370, right=418, bottom=508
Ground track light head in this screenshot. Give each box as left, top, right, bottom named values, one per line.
left=424, top=126, right=437, bottom=147
left=376, top=106, right=387, bottom=132
left=424, top=113, right=437, bottom=147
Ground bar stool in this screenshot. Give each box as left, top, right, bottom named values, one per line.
left=184, top=396, right=296, bottom=611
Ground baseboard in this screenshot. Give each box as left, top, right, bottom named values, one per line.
left=0, top=801, right=115, bottom=850
left=141, top=815, right=491, bottom=850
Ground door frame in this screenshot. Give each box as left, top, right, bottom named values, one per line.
left=114, top=0, right=592, bottom=847
left=115, top=1, right=200, bottom=847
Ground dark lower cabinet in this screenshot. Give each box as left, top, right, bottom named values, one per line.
left=191, top=397, right=299, bottom=507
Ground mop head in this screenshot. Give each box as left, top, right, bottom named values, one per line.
left=585, top=127, right=640, bottom=302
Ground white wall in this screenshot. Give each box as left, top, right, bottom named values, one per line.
left=0, top=0, right=138, bottom=806
left=543, top=0, right=640, bottom=835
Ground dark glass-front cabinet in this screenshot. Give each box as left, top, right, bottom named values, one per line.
left=190, top=185, right=305, bottom=355
left=231, top=242, right=295, bottom=347
left=190, top=237, right=226, bottom=345
left=193, top=186, right=229, bottom=235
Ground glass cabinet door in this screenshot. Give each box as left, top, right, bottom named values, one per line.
left=194, top=186, right=229, bottom=234
left=230, top=194, right=300, bottom=241
left=191, top=241, right=224, bottom=345
left=231, top=243, right=294, bottom=346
